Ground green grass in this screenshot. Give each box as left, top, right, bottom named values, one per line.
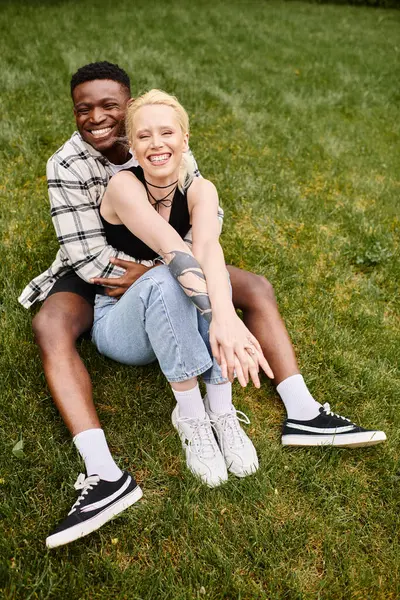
left=1, top=0, right=399, bottom=598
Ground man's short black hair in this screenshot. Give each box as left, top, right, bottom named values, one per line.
left=70, top=61, right=131, bottom=97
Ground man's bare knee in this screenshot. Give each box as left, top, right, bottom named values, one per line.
left=32, top=307, right=79, bottom=352
left=229, top=266, right=277, bottom=312
left=241, top=273, right=276, bottom=307
left=32, top=310, right=48, bottom=344
left=254, top=275, right=276, bottom=303
left=32, top=293, right=93, bottom=350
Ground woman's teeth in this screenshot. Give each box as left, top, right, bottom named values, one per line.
left=149, top=154, right=170, bottom=163
left=91, top=127, right=112, bottom=137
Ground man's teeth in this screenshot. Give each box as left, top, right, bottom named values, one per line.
left=91, top=127, right=112, bottom=137
left=149, top=154, right=170, bottom=163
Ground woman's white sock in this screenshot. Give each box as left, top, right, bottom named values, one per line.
left=173, top=383, right=206, bottom=419
left=205, top=381, right=233, bottom=415
left=276, top=374, right=321, bottom=420
left=73, top=428, right=123, bottom=482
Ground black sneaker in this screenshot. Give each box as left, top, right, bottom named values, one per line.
left=281, top=403, right=387, bottom=448
left=46, top=471, right=142, bottom=548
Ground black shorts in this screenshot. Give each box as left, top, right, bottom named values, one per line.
left=46, top=270, right=97, bottom=307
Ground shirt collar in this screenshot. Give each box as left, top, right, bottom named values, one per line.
left=71, top=131, right=108, bottom=165
left=72, top=131, right=133, bottom=167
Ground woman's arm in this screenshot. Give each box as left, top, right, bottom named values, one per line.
left=188, top=178, right=232, bottom=318
left=102, top=171, right=214, bottom=321
left=103, top=171, right=272, bottom=386
left=188, top=178, right=273, bottom=385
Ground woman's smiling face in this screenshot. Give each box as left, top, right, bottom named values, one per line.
left=132, top=104, right=189, bottom=180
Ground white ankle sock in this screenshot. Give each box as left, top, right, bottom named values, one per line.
left=205, top=381, right=233, bottom=415
left=276, top=374, right=322, bottom=421
left=73, top=428, right=123, bottom=482
left=172, top=383, right=206, bottom=419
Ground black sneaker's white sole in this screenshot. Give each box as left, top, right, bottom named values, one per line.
left=282, top=431, right=387, bottom=448
left=46, top=486, right=143, bottom=549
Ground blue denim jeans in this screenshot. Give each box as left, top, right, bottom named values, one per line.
left=91, top=265, right=226, bottom=384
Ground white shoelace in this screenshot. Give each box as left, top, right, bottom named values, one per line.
left=322, top=403, right=351, bottom=423
left=68, top=474, right=100, bottom=515
left=177, top=417, right=218, bottom=459
left=212, top=410, right=250, bottom=450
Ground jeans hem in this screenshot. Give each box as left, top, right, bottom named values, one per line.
left=166, top=360, right=214, bottom=383
left=202, top=375, right=229, bottom=385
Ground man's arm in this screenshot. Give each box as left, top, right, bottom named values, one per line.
left=47, top=158, right=154, bottom=283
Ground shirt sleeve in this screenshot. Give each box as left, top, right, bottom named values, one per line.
left=47, top=158, right=144, bottom=282
left=185, top=150, right=224, bottom=240
left=188, top=148, right=201, bottom=178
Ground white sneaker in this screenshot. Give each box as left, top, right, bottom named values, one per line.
left=204, top=395, right=259, bottom=478
left=171, top=406, right=228, bottom=487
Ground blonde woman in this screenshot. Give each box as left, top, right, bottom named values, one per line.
left=91, top=89, right=273, bottom=487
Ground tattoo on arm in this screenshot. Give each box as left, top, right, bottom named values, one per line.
left=163, top=250, right=212, bottom=323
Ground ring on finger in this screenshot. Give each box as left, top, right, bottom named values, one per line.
left=245, top=346, right=256, bottom=355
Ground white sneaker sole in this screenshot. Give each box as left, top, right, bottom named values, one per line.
left=46, top=485, right=143, bottom=549
left=222, top=442, right=259, bottom=478
left=282, top=430, right=387, bottom=448
left=227, top=459, right=259, bottom=478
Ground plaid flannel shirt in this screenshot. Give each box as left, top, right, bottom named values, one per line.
left=18, top=131, right=223, bottom=308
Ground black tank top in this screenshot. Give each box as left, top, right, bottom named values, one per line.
left=100, top=166, right=191, bottom=261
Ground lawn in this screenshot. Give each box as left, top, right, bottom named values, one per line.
left=0, top=0, right=399, bottom=598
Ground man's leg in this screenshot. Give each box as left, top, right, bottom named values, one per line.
left=33, top=290, right=142, bottom=549
left=227, top=265, right=299, bottom=386
left=228, top=265, right=321, bottom=419
left=33, top=290, right=123, bottom=478
left=32, top=292, right=99, bottom=435
left=227, top=266, right=386, bottom=447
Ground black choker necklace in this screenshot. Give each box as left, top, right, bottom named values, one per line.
left=144, top=178, right=178, bottom=189
left=145, top=181, right=178, bottom=212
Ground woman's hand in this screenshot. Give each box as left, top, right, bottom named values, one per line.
left=209, top=310, right=274, bottom=387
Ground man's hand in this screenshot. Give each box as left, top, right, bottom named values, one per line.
left=90, top=257, right=154, bottom=297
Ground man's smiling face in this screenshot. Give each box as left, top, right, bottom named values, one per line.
left=73, top=79, right=131, bottom=160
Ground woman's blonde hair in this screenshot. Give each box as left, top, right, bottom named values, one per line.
left=126, top=89, right=195, bottom=192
